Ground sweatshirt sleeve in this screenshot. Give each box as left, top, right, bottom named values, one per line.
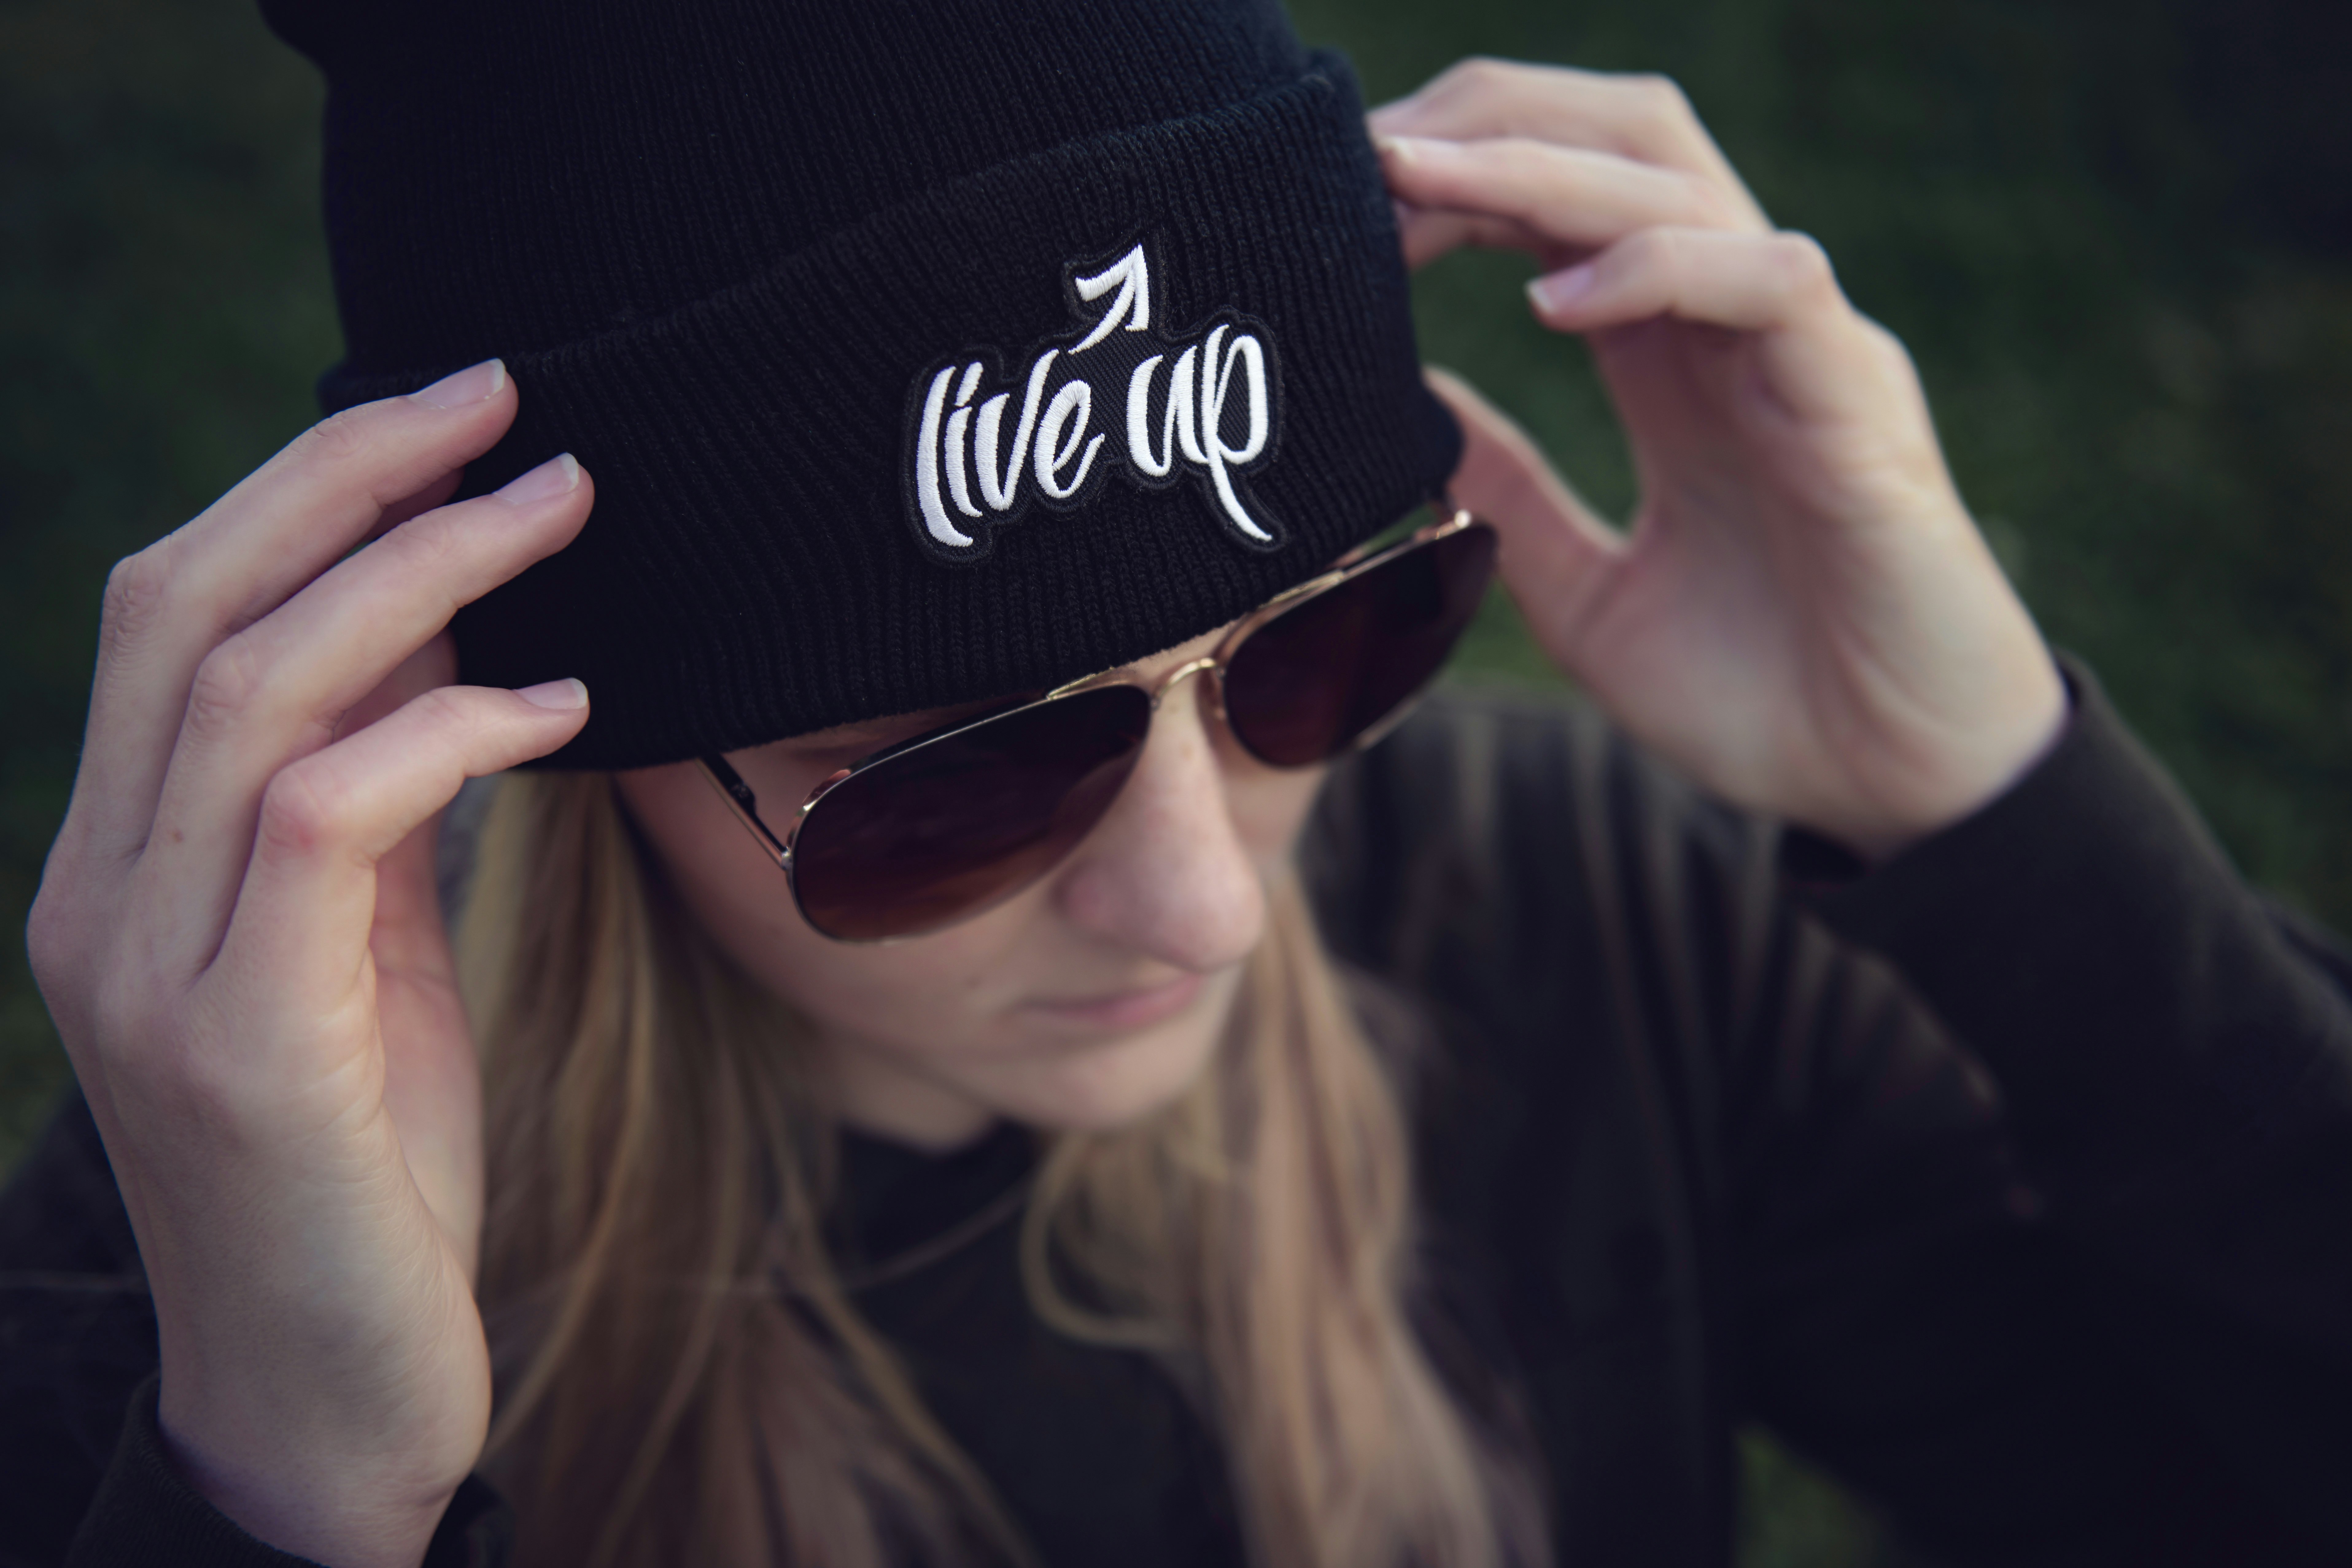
left=0, top=1094, right=514, bottom=1568
left=1308, top=676, right=2352, bottom=1566
left=1765, top=660, right=2352, bottom=1559
left=63, top=1377, right=509, bottom=1568
left=1801, top=662, right=2352, bottom=1305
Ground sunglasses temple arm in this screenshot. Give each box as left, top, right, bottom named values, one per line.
left=696, top=755, right=792, bottom=868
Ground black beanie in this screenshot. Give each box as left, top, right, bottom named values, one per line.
left=261, top=0, right=1461, bottom=769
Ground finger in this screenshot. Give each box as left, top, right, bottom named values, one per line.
left=356, top=637, right=482, bottom=1264
left=1527, top=226, right=1847, bottom=340
left=71, top=361, right=516, bottom=862
left=1377, top=134, right=1764, bottom=269
left=1527, top=229, right=1950, bottom=515
left=134, top=456, right=591, bottom=976
left=207, top=679, right=589, bottom=1097
left=1370, top=59, right=1765, bottom=222
left=372, top=916, right=485, bottom=1271
left=1393, top=203, right=1552, bottom=270
left=360, top=634, right=464, bottom=993
left=342, top=633, right=462, bottom=986
left=1424, top=366, right=1625, bottom=646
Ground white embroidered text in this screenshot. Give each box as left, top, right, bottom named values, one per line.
left=905, top=243, right=1283, bottom=562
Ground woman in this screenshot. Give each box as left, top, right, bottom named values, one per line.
left=7, top=1, right=2349, bottom=1564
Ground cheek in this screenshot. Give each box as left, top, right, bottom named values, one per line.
left=762, top=921, right=1028, bottom=1049
left=1218, top=744, right=1329, bottom=871
left=611, top=748, right=1327, bottom=1059
left=611, top=763, right=1035, bottom=1040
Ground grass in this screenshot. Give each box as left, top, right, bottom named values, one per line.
left=4, top=0, right=2346, bottom=1558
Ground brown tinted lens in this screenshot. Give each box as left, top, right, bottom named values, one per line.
left=792, top=685, right=1152, bottom=941
left=1222, top=522, right=1498, bottom=767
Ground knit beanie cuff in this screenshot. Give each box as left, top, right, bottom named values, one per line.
left=316, top=53, right=1455, bottom=769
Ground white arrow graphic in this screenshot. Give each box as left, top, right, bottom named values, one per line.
left=1070, top=245, right=1152, bottom=353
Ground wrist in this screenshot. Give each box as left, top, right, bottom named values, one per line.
left=158, top=1382, right=471, bottom=1568
left=1813, top=663, right=2073, bottom=865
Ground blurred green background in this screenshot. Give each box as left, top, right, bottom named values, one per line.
left=2, top=0, right=2345, bottom=1561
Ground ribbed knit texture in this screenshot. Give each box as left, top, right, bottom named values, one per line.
left=262, top=0, right=1459, bottom=768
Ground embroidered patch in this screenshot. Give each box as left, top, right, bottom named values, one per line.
left=903, top=242, right=1285, bottom=564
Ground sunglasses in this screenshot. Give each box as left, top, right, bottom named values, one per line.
left=697, top=508, right=1498, bottom=942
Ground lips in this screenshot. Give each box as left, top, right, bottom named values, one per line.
left=1025, top=971, right=1207, bottom=1033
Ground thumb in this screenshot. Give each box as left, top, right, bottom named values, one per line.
left=350, top=633, right=462, bottom=937
left=361, top=635, right=465, bottom=978
left=1424, top=367, right=1625, bottom=650
left=356, top=633, right=490, bottom=1274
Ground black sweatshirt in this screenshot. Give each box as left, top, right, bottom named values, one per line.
left=4, top=667, right=2349, bottom=1567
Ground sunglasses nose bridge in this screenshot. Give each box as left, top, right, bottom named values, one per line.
left=1146, top=655, right=1222, bottom=710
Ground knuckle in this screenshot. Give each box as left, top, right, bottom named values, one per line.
left=99, top=547, right=175, bottom=659
left=1772, top=231, right=1839, bottom=294
left=418, top=683, right=486, bottom=731
left=183, top=634, right=269, bottom=739
left=1489, top=135, right=1554, bottom=191
left=283, top=405, right=379, bottom=474
left=254, top=762, right=350, bottom=863
left=378, top=502, right=471, bottom=578
left=396, top=685, right=479, bottom=752
left=1861, top=314, right=1919, bottom=375
left=1430, top=55, right=1513, bottom=103
left=1453, top=56, right=1512, bottom=91
left=30, top=876, right=150, bottom=1060
left=24, top=883, right=80, bottom=998
left=1625, top=72, right=1697, bottom=129
left=1622, top=225, right=1680, bottom=275
left=1683, top=175, right=1744, bottom=228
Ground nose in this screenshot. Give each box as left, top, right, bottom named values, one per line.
left=1051, top=674, right=1266, bottom=971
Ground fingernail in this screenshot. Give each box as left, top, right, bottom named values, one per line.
left=1374, top=133, right=1439, bottom=166
left=408, top=358, right=506, bottom=409
left=1528, top=265, right=1597, bottom=315
left=517, top=678, right=587, bottom=710
left=495, top=452, right=580, bottom=506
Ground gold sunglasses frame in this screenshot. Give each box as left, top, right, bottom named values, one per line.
left=696, top=506, right=1485, bottom=935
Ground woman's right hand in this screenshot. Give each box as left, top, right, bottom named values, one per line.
left=25, top=362, right=592, bottom=1568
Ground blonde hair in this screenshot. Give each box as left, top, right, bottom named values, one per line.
left=457, top=771, right=1546, bottom=1568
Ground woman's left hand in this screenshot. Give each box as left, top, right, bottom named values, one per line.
left=1372, top=60, right=2066, bottom=858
